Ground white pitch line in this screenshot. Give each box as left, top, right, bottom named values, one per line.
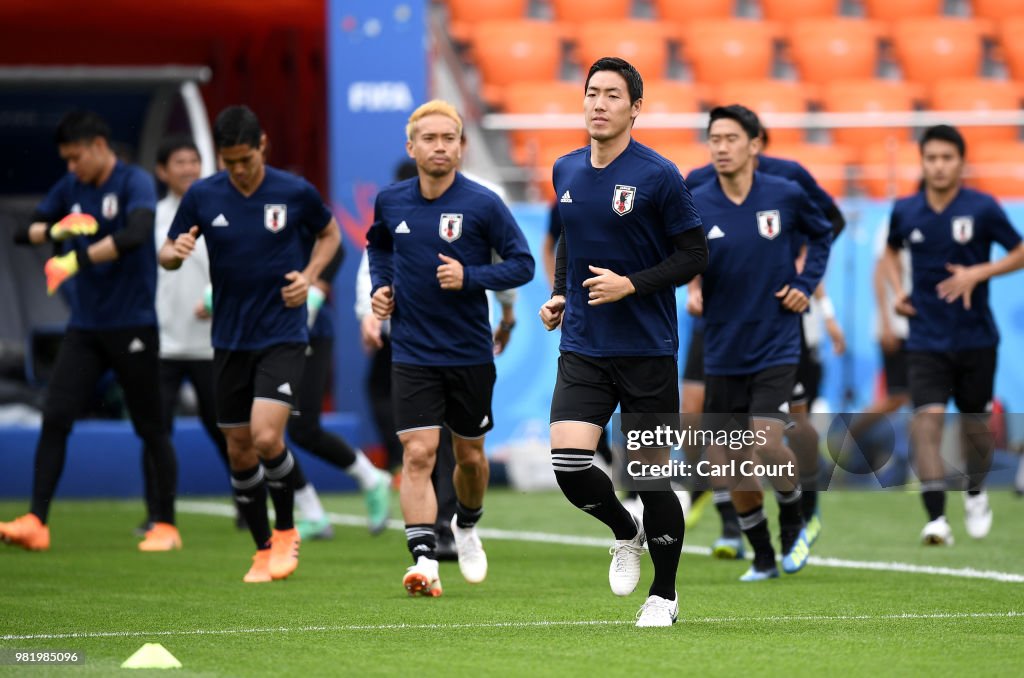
left=3, top=612, right=1021, bottom=642
left=176, top=501, right=1024, bottom=584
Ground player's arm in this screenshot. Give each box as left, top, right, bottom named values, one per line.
left=539, top=222, right=566, bottom=331
left=366, top=198, right=395, bottom=320
left=936, top=203, right=1024, bottom=310
left=283, top=217, right=340, bottom=309
left=622, top=228, right=707, bottom=298
left=782, top=189, right=833, bottom=312
left=883, top=214, right=916, bottom=317
left=813, top=281, right=845, bottom=355
left=794, top=163, right=846, bottom=238
left=446, top=201, right=534, bottom=292
left=685, top=276, right=703, bottom=316
left=874, top=249, right=899, bottom=352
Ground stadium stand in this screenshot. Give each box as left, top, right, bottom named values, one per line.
left=760, top=0, right=841, bottom=22
left=928, top=79, right=1023, bottom=145
left=713, top=79, right=814, bottom=144
left=891, top=18, right=992, bottom=87
left=469, top=20, right=564, bottom=106
left=444, top=0, right=528, bottom=43
left=821, top=79, right=925, bottom=149
left=859, top=140, right=925, bottom=198
left=574, top=21, right=671, bottom=81
left=862, top=0, right=944, bottom=21
left=677, top=19, right=781, bottom=82
left=788, top=19, right=886, bottom=85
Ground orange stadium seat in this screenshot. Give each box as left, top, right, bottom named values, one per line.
left=631, top=80, right=704, bottom=146
left=967, top=142, right=1024, bottom=197
left=891, top=18, right=991, bottom=87
left=660, top=143, right=715, bottom=177
left=501, top=81, right=588, bottom=166
left=575, top=21, right=671, bottom=80
left=929, top=79, right=1023, bottom=145
left=972, top=0, right=1024, bottom=20
left=679, top=20, right=780, bottom=83
left=859, top=141, right=923, bottom=198
left=761, top=0, right=840, bottom=22
left=861, top=0, right=942, bottom=21
left=444, top=0, right=528, bottom=43
left=999, top=18, right=1024, bottom=81
left=533, top=140, right=586, bottom=201
left=551, top=0, right=631, bottom=23
left=713, top=79, right=814, bottom=144
left=788, top=19, right=885, bottom=85
left=470, top=21, right=564, bottom=105
left=768, top=143, right=854, bottom=197
left=821, top=79, right=925, bottom=148
left=652, top=0, right=736, bottom=21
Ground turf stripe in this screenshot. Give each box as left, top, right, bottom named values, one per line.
left=4, top=612, right=1022, bottom=641
left=177, top=500, right=1024, bottom=584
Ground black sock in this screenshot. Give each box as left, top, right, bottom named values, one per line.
left=552, top=448, right=638, bottom=541
left=738, top=506, right=776, bottom=570
left=922, top=482, right=946, bottom=521
left=967, top=488, right=982, bottom=497
left=263, top=448, right=304, bottom=531
left=231, top=465, right=271, bottom=550
left=638, top=486, right=684, bottom=600
left=30, top=422, right=71, bottom=524
left=713, top=489, right=741, bottom=538
left=405, top=524, right=437, bottom=562
left=455, top=501, right=483, bottom=529
left=776, top=487, right=804, bottom=530
left=142, top=435, right=178, bottom=525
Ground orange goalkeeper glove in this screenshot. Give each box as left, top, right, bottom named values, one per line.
left=44, top=251, right=80, bottom=295
left=49, top=213, right=98, bottom=241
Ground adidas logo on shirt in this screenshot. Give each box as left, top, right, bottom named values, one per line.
left=277, top=383, right=293, bottom=396
left=560, top=190, right=572, bottom=204
left=707, top=225, right=725, bottom=239
left=128, top=338, right=145, bottom=353
left=212, top=213, right=229, bottom=227
left=395, top=220, right=410, bottom=234
left=909, top=229, right=925, bottom=243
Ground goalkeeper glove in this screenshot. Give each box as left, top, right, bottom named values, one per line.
left=307, top=285, right=326, bottom=328
left=44, top=251, right=80, bottom=295
left=49, top=213, right=98, bottom=241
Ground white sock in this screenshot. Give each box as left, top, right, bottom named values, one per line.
left=347, top=450, right=383, bottom=491
left=294, top=483, right=325, bottom=522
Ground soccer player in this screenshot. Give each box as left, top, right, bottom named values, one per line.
left=367, top=100, right=534, bottom=597
left=1, top=110, right=180, bottom=552
left=883, top=124, right=1024, bottom=544
left=160, top=105, right=341, bottom=582
left=540, top=57, right=707, bottom=627
left=691, top=105, right=833, bottom=582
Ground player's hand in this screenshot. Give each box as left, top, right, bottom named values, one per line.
left=49, top=213, right=98, bottom=241
left=173, top=226, right=200, bottom=261
left=360, top=313, right=384, bottom=352
left=894, top=293, right=917, bottom=317
left=582, top=265, right=635, bottom=305
left=436, top=253, right=464, bottom=290
left=540, top=295, right=565, bottom=331
left=493, top=319, right=515, bottom=355
left=372, top=286, right=394, bottom=320
left=936, top=263, right=981, bottom=310
left=879, top=325, right=900, bottom=354
left=826, top=317, right=846, bottom=356
left=686, top=287, right=703, bottom=316
left=44, top=251, right=80, bottom=295
left=775, top=284, right=809, bottom=313
left=281, top=270, right=309, bottom=308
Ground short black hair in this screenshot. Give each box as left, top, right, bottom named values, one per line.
left=585, top=57, right=643, bottom=104
left=708, top=104, right=762, bottom=141
left=55, top=110, right=111, bottom=145
left=213, top=105, right=262, bottom=149
left=920, top=124, right=965, bottom=158
left=156, top=135, right=200, bottom=166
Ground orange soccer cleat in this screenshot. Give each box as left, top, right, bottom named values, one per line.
left=269, top=528, right=301, bottom=580
left=137, top=522, right=182, bottom=552
left=243, top=549, right=273, bottom=583
left=0, top=513, right=50, bottom=551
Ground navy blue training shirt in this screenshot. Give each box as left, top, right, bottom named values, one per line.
left=366, top=172, right=535, bottom=366
left=35, top=162, right=158, bottom=330
left=887, top=187, right=1022, bottom=352
left=552, top=139, right=703, bottom=358
left=694, top=172, right=833, bottom=375
left=168, top=166, right=333, bottom=351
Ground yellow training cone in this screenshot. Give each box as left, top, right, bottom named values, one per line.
left=121, top=643, right=182, bottom=669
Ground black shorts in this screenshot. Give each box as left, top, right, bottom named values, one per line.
left=213, top=343, right=307, bottom=427
left=392, top=362, right=496, bottom=439
left=791, top=329, right=821, bottom=406
left=704, top=364, right=797, bottom=433
left=550, top=352, right=679, bottom=431
left=882, top=340, right=909, bottom=395
left=907, top=348, right=996, bottom=413
left=681, top=324, right=705, bottom=384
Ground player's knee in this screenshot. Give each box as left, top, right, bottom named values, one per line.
left=402, top=439, right=436, bottom=474
left=251, top=428, right=284, bottom=456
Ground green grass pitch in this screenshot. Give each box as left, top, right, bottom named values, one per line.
left=1, top=490, right=1022, bottom=676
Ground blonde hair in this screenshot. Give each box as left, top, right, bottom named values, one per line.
left=406, top=100, right=463, bottom=141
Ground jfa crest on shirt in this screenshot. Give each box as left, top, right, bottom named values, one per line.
left=102, top=193, right=119, bottom=220
left=439, top=213, right=463, bottom=242
left=757, top=209, right=781, bottom=240
left=612, top=184, right=636, bottom=216
left=952, top=215, right=974, bottom=244
left=264, top=204, right=287, bottom=233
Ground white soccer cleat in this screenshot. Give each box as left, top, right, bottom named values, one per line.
left=450, top=515, right=488, bottom=584
left=608, top=517, right=646, bottom=596
left=635, top=592, right=679, bottom=628
left=920, top=516, right=954, bottom=546
left=403, top=555, right=442, bottom=597
left=964, top=492, right=993, bottom=539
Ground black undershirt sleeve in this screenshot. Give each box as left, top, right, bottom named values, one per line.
left=553, top=224, right=566, bottom=298
left=627, top=228, right=708, bottom=296
left=111, top=208, right=155, bottom=254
